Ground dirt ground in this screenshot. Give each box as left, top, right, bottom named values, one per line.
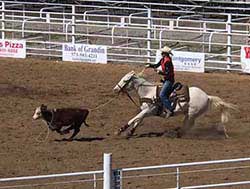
left=1, top=58, right=250, bottom=188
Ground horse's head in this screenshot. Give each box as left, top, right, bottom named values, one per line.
left=113, top=70, right=137, bottom=94
left=33, top=104, right=47, bottom=120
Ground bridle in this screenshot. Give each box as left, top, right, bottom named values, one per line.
left=116, top=78, right=140, bottom=108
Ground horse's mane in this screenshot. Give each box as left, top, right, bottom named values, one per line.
left=135, top=70, right=155, bottom=86
left=136, top=68, right=146, bottom=78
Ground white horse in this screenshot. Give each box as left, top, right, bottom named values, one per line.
left=113, top=70, right=237, bottom=138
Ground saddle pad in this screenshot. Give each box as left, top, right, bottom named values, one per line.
left=175, top=85, right=190, bottom=102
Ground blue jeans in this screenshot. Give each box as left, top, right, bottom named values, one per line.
left=159, top=80, right=174, bottom=112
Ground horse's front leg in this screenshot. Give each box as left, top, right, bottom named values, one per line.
left=114, top=123, right=130, bottom=136
left=116, top=106, right=153, bottom=136
left=126, top=116, right=144, bottom=137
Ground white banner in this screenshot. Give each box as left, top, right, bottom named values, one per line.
left=0, top=39, right=26, bottom=58
left=155, top=50, right=205, bottom=73
left=63, top=43, right=107, bottom=64
left=241, top=46, right=250, bottom=73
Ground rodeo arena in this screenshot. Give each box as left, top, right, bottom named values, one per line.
left=1, top=0, right=250, bottom=188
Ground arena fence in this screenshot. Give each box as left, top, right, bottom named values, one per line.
left=0, top=169, right=104, bottom=188
left=1, top=1, right=250, bottom=71
left=1, top=154, right=250, bottom=189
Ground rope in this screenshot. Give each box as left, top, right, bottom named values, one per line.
left=35, top=126, right=50, bottom=143
left=89, top=95, right=118, bottom=112
left=34, top=96, right=117, bottom=142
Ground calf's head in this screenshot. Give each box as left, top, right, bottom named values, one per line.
left=33, top=104, right=47, bottom=120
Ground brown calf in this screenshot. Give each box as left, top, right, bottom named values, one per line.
left=33, top=104, right=89, bottom=140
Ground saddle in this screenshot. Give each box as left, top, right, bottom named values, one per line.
left=156, top=82, right=190, bottom=114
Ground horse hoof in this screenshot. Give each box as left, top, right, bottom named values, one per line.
left=114, top=130, right=122, bottom=136
left=63, top=130, right=70, bottom=134
left=177, top=133, right=182, bottom=138
left=176, top=131, right=182, bottom=138
left=126, top=129, right=135, bottom=137
left=224, top=134, right=230, bottom=139
left=174, top=127, right=182, bottom=138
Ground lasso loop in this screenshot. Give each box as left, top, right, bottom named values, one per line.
left=35, top=126, right=50, bottom=142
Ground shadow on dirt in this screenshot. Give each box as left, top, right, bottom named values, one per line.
left=137, top=132, right=165, bottom=138
left=132, top=129, right=179, bottom=139
left=134, top=126, right=227, bottom=140
left=55, top=136, right=105, bottom=142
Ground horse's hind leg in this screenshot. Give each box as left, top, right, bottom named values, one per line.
left=178, top=115, right=195, bottom=138
left=216, top=124, right=229, bottom=139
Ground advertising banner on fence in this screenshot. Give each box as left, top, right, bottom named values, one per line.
left=241, top=46, right=250, bottom=73
left=0, top=39, right=26, bottom=58
left=156, top=50, right=205, bottom=73
left=63, top=43, right=107, bottom=64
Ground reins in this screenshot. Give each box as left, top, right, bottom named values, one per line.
left=117, top=81, right=140, bottom=108
left=124, top=90, right=140, bottom=107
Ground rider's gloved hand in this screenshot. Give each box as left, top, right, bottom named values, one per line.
left=145, top=63, right=151, bottom=68
left=156, top=70, right=164, bottom=75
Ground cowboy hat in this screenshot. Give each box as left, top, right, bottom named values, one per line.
left=160, top=46, right=172, bottom=54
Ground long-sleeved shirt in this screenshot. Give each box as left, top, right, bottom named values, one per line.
left=150, top=56, right=175, bottom=83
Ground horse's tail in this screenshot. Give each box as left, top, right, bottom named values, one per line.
left=208, top=95, right=238, bottom=123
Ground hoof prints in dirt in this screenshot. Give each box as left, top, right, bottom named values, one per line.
left=137, top=130, right=179, bottom=139
left=0, top=83, right=74, bottom=98
left=0, top=83, right=34, bottom=97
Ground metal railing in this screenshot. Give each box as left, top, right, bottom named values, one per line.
left=116, top=157, right=250, bottom=189
left=0, top=170, right=104, bottom=189
left=1, top=154, right=250, bottom=189
left=0, top=1, right=250, bottom=71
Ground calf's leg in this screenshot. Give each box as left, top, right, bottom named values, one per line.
left=68, top=121, right=84, bottom=140
left=69, top=127, right=80, bottom=140
left=61, top=125, right=74, bottom=134
left=83, top=121, right=89, bottom=127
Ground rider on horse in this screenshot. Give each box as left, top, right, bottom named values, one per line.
left=146, top=46, right=175, bottom=118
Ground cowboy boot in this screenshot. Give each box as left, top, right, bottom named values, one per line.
left=164, top=109, right=174, bottom=118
